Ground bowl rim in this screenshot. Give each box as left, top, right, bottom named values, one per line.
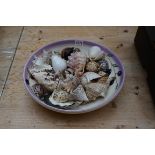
left=23, top=39, right=125, bottom=114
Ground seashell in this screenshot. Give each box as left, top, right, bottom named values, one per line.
left=85, top=83, right=106, bottom=101
left=51, top=54, right=67, bottom=73
left=89, top=46, right=105, bottom=60
left=86, top=61, right=99, bottom=72
left=60, top=75, right=80, bottom=93
left=71, top=85, right=88, bottom=102
left=61, top=47, right=80, bottom=60
left=32, top=84, right=45, bottom=97
left=81, top=72, right=101, bottom=85
left=49, top=90, right=74, bottom=107
left=42, top=50, right=52, bottom=65
left=29, top=77, right=37, bottom=87
left=99, top=60, right=109, bottom=72
left=67, top=52, right=86, bottom=76
left=30, top=71, right=58, bottom=91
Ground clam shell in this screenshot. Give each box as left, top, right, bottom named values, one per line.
left=52, top=55, right=67, bottom=72
left=71, top=85, right=88, bottom=102
left=89, top=46, right=105, bottom=60
left=81, top=72, right=101, bottom=85
left=86, top=61, right=99, bottom=72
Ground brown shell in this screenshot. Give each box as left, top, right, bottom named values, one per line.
left=86, top=61, right=99, bottom=72
left=98, top=76, right=109, bottom=84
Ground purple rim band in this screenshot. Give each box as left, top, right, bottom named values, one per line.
left=23, top=39, right=125, bottom=114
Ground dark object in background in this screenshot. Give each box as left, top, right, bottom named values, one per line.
left=134, top=26, right=155, bottom=102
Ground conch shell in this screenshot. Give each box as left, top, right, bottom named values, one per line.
left=51, top=54, right=67, bottom=73
left=71, top=85, right=88, bottom=102
left=67, top=52, right=86, bottom=76
left=89, top=46, right=105, bottom=60
left=81, top=72, right=101, bottom=85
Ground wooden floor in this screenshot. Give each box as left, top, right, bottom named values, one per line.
left=0, top=26, right=155, bottom=128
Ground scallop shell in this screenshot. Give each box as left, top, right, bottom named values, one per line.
left=51, top=54, right=67, bottom=73
left=71, top=85, right=88, bottom=102
left=67, top=52, right=86, bottom=76
left=49, top=90, right=74, bottom=107
left=86, top=61, right=99, bottom=72
left=81, top=72, right=101, bottom=85
left=89, top=46, right=105, bottom=60
left=98, top=75, right=109, bottom=84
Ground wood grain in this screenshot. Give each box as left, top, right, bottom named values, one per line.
left=0, top=27, right=23, bottom=96
left=0, top=26, right=155, bottom=128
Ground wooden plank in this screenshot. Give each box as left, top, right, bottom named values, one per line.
left=0, top=27, right=23, bottom=97
left=0, top=26, right=155, bottom=128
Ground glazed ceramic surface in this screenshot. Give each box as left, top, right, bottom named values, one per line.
left=23, top=40, right=125, bottom=114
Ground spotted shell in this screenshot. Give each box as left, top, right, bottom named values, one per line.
left=49, top=90, right=74, bottom=107
left=67, top=52, right=86, bottom=76
left=98, top=75, right=109, bottom=84
left=86, top=61, right=99, bottom=72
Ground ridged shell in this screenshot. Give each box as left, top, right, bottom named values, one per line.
left=85, top=83, right=106, bottom=101
left=81, top=72, right=101, bottom=85
left=89, top=46, right=105, bottom=60
left=67, top=52, right=86, bottom=76
left=71, top=85, right=88, bottom=102
left=86, top=61, right=99, bottom=72
left=98, top=76, right=109, bottom=84
left=52, top=55, right=67, bottom=73
left=32, top=84, right=45, bottom=97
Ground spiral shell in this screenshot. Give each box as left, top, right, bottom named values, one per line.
left=67, top=52, right=86, bottom=76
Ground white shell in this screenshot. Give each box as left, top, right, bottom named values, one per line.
left=29, top=77, right=37, bottom=87
left=89, top=46, right=105, bottom=60
left=49, top=90, right=74, bottom=107
left=81, top=72, right=101, bottom=85
left=71, top=85, right=88, bottom=102
left=52, top=55, right=67, bottom=72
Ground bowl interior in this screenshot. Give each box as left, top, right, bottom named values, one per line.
left=23, top=40, right=125, bottom=114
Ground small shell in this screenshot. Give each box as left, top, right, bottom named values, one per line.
left=67, top=52, right=86, bottom=76
left=32, top=84, right=45, bottom=97
left=51, top=55, right=67, bottom=72
left=29, top=77, right=37, bottom=87
left=86, top=61, right=99, bottom=72
left=81, top=72, right=101, bottom=85
left=60, top=75, right=80, bottom=93
left=61, top=47, right=80, bottom=60
left=99, top=60, right=109, bottom=72
left=42, top=50, right=52, bottom=65
left=89, top=46, right=105, bottom=60
left=71, top=85, right=88, bottom=102
left=49, top=90, right=74, bottom=107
